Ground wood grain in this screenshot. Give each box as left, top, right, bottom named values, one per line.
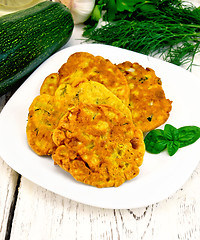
left=0, top=1, right=200, bottom=239
left=6, top=160, right=200, bottom=240
left=0, top=157, right=19, bottom=240
left=0, top=92, right=20, bottom=240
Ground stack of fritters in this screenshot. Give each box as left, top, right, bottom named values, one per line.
left=41, top=52, right=130, bottom=106
left=26, top=52, right=172, bottom=188
left=27, top=79, right=133, bottom=156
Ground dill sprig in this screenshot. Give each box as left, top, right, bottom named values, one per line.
left=83, top=0, right=200, bottom=69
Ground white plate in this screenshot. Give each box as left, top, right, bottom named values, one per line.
left=0, top=44, right=200, bottom=209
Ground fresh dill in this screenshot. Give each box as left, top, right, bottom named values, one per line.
left=83, top=0, right=200, bottom=69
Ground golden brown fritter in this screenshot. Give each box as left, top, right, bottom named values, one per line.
left=117, top=62, right=172, bottom=132
left=40, top=73, right=60, bottom=96
left=26, top=94, right=69, bottom=156
left=52, top=103, right=145, bottom=188
left=26, top=52, right=174, bottom=188
left=27, top=80, right=132, bottom=157
left=55, top=79, right=132, bottom=120
left=58, top=52, right=130, bottom=105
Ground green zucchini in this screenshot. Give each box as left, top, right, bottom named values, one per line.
left=0, top=1, right=74, bottom=96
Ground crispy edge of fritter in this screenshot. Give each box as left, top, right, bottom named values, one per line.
left=40, top=73, right=60, bottom=96
left=26, top=94, right=68, bottom=156
left=117, top=61, right=172, bottom=132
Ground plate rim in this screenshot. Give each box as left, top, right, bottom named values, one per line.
left=0, top=43, right=200, bottom=209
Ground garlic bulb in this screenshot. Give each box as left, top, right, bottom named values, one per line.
left=60, top=0, right=95, bottom=24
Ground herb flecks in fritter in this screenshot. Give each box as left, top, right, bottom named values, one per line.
left=52, top=103, right=145, bottom=188
left=117, top=61, right=172, bottom=132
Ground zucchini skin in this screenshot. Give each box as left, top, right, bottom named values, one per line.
left=0, top=1, right=74, bottom=96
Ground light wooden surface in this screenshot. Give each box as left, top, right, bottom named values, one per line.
left=1, top=2, right=200, bottom=239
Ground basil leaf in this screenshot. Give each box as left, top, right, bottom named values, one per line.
left=144, top=129, right=168, bottom=154
left=144, top=124, right=200, bottom=156
left=178, top=126, right=200, bottom=148
left=164, top=124, right=179, bottom=141
left=167, top=141, right=180, bottom=156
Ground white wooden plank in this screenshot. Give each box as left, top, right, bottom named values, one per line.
left=9, top=161, right=200, bottom=240
left=0, top=157, right=19, bottom=240
left=0, top=93, right=20, bottom=240
left=0, top=93, right=12, bottom=112
left=114, top=161, right=200, bottom=240
left=10, top=177, right=120, bottom=240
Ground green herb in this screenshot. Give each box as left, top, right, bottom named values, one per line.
left=178, top=126, right=200, bottom=147
left=144, top=129, right=168, bottom=154
left=83, top=0, right=200, bottom=69
left=144, top=124, right=200, bottom=156
left=164, top=124, right=179, bottom=141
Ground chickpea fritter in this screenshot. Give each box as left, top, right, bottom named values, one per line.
left=58, top=52, right=130, bottom=105
left=40, top=73, right=60, bottom=96
left=26, top=52, right=173, bottom=188
left=55, top=79, right=132, bottom=120
left=52, top=103, right=145, bottom=188
left=27, top=80, right=132, bottom=156
left=117, top=62, right=172, bottom=132
left=26, top=94, right=68, bottom=155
